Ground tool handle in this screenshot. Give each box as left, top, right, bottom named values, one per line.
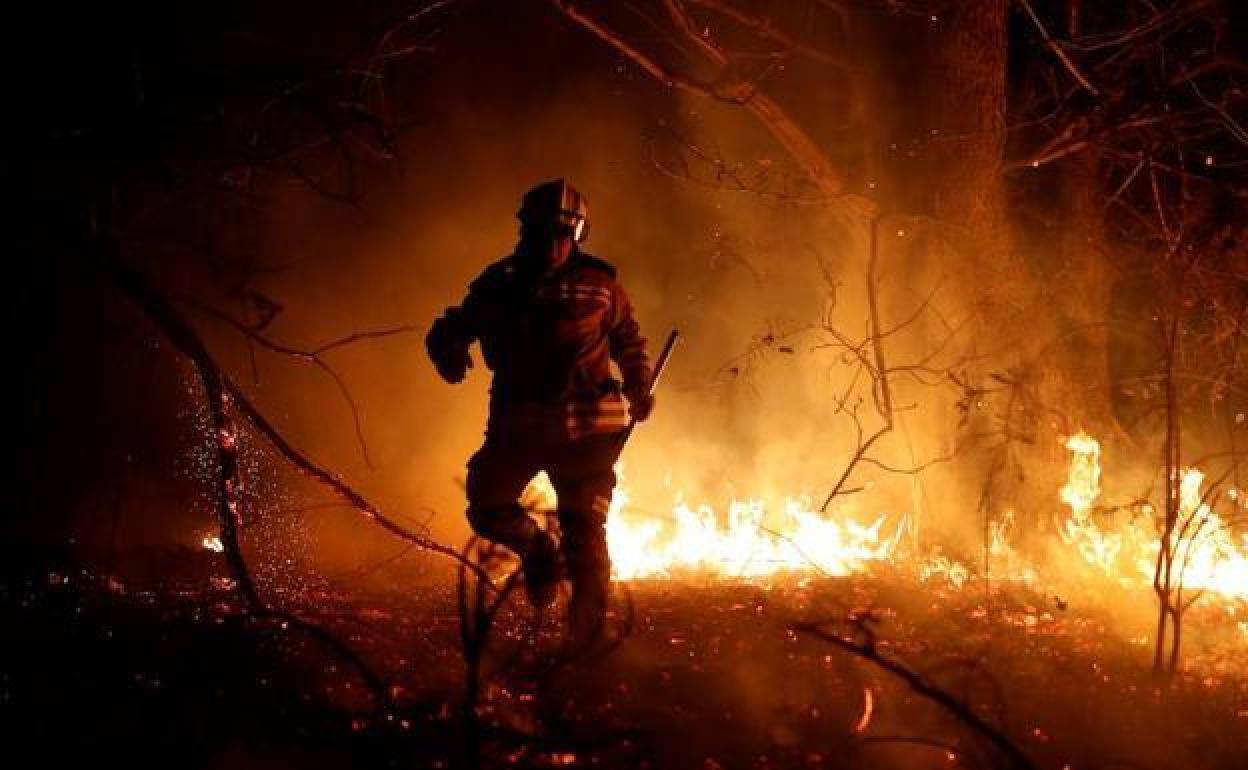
left=616, top=329, right=680, bottom=453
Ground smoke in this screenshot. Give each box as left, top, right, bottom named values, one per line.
left=38, top=3, right=1140, bottom=591
left=177, top=11, right=1003, bottom=584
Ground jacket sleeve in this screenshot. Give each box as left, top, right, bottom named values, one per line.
left=608, top=281, right=651, bottom=400
left=427, top=270, right=491, bottom=367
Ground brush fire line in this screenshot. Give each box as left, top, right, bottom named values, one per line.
left=198, top=433, right=1247, bottom=637
left=498, top=433, right=1247, bottom=635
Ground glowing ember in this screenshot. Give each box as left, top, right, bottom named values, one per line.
left=852, top=687, right=874, bottom=733
left=918, top=553, right=970, bottom=588
left=202, top=535, right=224, bottom=552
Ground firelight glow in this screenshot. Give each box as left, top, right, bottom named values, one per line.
left=1059, top=432, right=1248, bottom=603
left=509, top=438, right=1248, bottom=612
left=525, top=471, right=905, bottom=580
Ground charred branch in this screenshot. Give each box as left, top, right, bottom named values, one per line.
left=794, top=618, right=1039, bottom=770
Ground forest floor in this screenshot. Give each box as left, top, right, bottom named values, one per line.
left=2, top=545, right=1246, bottom=770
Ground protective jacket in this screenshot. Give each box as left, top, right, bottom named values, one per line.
left=429, top=247, right=650, bottom=440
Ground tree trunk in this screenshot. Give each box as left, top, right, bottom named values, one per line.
left=1059, top=148, right=1114, bottom=416
left=1056, top=0, right=1116, bottom=434
left=926, top=0, right=1009, bottom=247
left=921, top=0, right=1020, bottom=536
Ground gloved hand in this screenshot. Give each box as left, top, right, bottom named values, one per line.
left=628, top=392, right=655, bottom=422
left=432, top=347, right=473, bottom=384
left=426, top=319, right=473, bottom=384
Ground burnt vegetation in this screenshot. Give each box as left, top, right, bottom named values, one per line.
left=7, top=1, right=1248, bottom=769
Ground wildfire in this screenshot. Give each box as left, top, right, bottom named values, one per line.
left=1058, top=433, right=1123, bottom=574
left=583, top=434, right=1247, bottom=646
left=519, top=437, right=1244, bottom=612
left=507, top=436, right=1244, bottom=641
left=1148, top=469, right=1248, bottom=599
left=188, top=434, right=1247, bottom=638
left=1057, top=432, right=1248, bottom=603
left=526, top=472, right=905, bottom=580
left=608, top=495, right=902, bottom=580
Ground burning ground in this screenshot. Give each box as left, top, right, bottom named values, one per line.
left=6, top=548, right=1246, bottom=769
left=5, top=432, right=1247, bottom=769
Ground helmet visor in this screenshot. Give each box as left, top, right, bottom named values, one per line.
left=553, top=210, right=586, bottom=241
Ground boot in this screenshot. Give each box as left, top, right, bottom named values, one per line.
left=522, top=529, right=560, bottom=610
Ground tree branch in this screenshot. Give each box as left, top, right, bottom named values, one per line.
left=108, top=256, right=490, bottom=584
left=794, top=619, right=1039, bottom=770
left=1016, top=0, right=1099, bottom=96
left=552, top=0, right=855, bottom=199
left=183, top=296, right=421, bottom=469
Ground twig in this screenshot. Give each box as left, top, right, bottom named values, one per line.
left=183, top=296, right=421, bottom=468
left=1017, top=0, right=1099, bottom=95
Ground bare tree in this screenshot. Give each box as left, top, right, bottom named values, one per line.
left=1008, top=0, right=1248, bottom=675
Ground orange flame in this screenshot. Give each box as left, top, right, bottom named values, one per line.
left=1058, top=432, right=1248, bottom=605
left=525, top=470, right=905, bottom=580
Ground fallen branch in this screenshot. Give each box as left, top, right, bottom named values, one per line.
left=106, top=250, right=399, bottom=709
left=107, top=256, right=490, bottom=582
left=552, top=0, right=852, bottom=198
left=793, top=619, right=1039, bottom=770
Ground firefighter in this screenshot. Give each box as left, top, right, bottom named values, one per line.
left=426, top=179, right=652, bottom=645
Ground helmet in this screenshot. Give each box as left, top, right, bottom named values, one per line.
left=517, top=178, right=590, bottom=243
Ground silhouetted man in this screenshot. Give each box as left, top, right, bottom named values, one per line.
left=426, top=179, right=652, bottom=645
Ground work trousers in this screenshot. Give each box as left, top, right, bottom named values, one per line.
left=465, top=426, right=619, bottom=638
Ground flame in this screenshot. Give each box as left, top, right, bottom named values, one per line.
left=1058, top=432, right=1248, bottom=603
left=918, top=551, right=970, bottom=588
left=1060, top=433, right=1103, bottom=515
left=1058, top=433, right=1123, bottom=574
left=1141, top=468, right=1248, bottom=599
left=526, top=471, right=903, bottom=580
left=186, top=430, right=1247, bottom=639
left=609, top=496, right=901, bottom=579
